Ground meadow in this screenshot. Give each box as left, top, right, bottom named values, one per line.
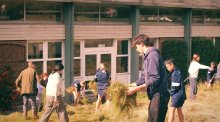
left=1, top=82, right=220, bottom=122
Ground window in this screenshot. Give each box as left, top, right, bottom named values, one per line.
left=73, top=41, right=81, bottom=77
left=0, top=2, right=24, bottom=21
left=139, top=55, right=143, bottom=71
left=140, top=7, right=183, bottom=24
left=74, top=4, right=129, bottom=22
left=85, top=55, right=97, bottom=76
left=192, top=10, right=204, bottom=24
left=27, top=41, right=63, bottom=75
left=85, top=39, right=113, bottom=48
left=25, top=2, right=61, bottom=22
left=116, top=40, right=129, bottom=73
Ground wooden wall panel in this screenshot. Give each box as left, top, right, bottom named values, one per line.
left=74, top=24, right=132, bottom=39
left=140, top=25, right=184, bottom=38
left=192, top=26, right=220, bottom=37
left=0, top=24, right=65, bottom=41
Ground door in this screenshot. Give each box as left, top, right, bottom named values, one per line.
left=84, top=52, right=112, bottom=81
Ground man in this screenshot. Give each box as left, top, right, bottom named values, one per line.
left=127, top=34, right=170, bottom=122
left=15, top=61, right=38, bottom=120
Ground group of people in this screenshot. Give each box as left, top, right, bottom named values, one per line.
left=15, top=33, right=219, bottom=122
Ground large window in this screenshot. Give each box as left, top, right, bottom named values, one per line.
left=192, top=9, right=220, bottom=25
left=140, top=7, right=183, bottom=24
left=0, top=2, right=61, bottom=22
left=27, top=41, right=63, bottom=75
left=25, top=2, right=61, bottom=22
left=73, top=41, right=81, bottom=77
left=85, top=39, right=113, bottom=48
left=0, top=2, right=24, bottom=21
left=74, top=4, right=129, bottom=22
left=116, top=40, right=129, bottom=73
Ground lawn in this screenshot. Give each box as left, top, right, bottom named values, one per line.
left=1, top=83, right=220, bottom=122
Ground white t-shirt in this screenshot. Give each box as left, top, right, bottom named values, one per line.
left=46, top=72, right=64, bottom=97
left=188, top=61, right=210, bottom=78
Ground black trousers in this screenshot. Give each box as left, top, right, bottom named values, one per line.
left=148, top=92, right=170, bottom=122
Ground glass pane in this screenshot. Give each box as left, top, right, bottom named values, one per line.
left=139, top=55, right=143, bottom=71
left=33, top=61, right=43, bottom=75
left=159, top=8, right=183, bottom=23
left=74, top=59, right=81, bottom=76
left=47, top=60, right=62, bottom=74
left=48, top=42, right=62, bottom=58
left=85, top=39, right=113, bottom=48
left=0, top=2, right=24, bottom=21
left=117, top=40, right=128, bottom=55
left=192, top=10, right=204, bottom=24
left=28, top=42, right=43, bottom=59
left=205, top=10, right=218, bottom=24
left=140, top=7, right=158, bottom=22
left=74, top=4, right=99, bottom=21
left=25, top=2, right=61, bottom=22
left=116, top=57, right=128, bottom=73
left=100, top=6, right=129, bottom=22
left=85, top=55, right=96, bottom=76
left=74, top=41, right=80, bottom=57
left=101, top=54, right=111, bottom=73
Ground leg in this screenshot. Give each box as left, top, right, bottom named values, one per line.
left=29, top=95, right=38, bottom=119
left=95, top=95, right=102, bottom=112
left=189, top=78, right=197, bottom=100
left=177, top=107, right=184, bottom=122
left=73, top=91, right=79, bottom=105
left=148, top=93, right=160, bottom=122
left=39, top=96, right=55, bottom=122
left=168, top=107, right=176, bottom=122
left=56, top=97, right=69, bottom=122
left=22, top=95, right=29, bottom=119
left=158, top=93, right=170, bottom=122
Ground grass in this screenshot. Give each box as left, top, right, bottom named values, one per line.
left=1, top=82, right=220, bottom=122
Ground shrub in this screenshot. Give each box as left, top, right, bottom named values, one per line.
left=162, top=40, right=188, bottom=79
left=0, top=64, right=18, bottom=112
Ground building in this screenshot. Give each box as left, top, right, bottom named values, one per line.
left=0, top=0, right=220, bottom=90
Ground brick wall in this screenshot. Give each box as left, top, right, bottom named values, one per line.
left=0, top=40, right=27, bottom=80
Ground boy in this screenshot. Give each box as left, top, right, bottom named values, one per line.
left=71, top=80, right=86, bottom=105
left=164, top=58, right=186, bottom=122
left=207, top=61, right=217, bottom=88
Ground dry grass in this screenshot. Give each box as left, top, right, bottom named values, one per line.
left=1, top=82, right=220, bottom=122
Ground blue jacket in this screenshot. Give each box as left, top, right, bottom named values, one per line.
left=136, top=47, right=168, bottom=99
left=169, top=68, right=186, bottom=100
left=95, top=69, right=110, bottom=90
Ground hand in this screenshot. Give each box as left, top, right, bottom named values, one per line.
left=127, top=86, right=138, bottom=96
left=53, top=99, right=59, bottom=107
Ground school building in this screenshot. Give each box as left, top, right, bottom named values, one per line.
left=0, top=0, right=220, bottom=88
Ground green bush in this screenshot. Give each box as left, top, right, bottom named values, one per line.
left=0, top=64, right=18, bottom=112
left=192, top=37, right=218, bottom=81
left=162, top=40, right=188, bottom=79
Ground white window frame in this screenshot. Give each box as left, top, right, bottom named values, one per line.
left=27, top=40, right=64, bottom=74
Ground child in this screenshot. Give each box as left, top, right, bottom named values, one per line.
left=165, top=58, right=186, bottom=122
left=36, top=77, right=44, bottom=112
left=71, top=80, right=86, bottom=105
left=95, top=63, right=111, bottom=113
left=207, top=61, right=217, bottom=88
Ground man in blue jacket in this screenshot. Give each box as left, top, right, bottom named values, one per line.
left=127, top=34, right=169, bottom=122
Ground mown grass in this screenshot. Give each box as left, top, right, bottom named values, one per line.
left=1, top=82, right=220, bottom=122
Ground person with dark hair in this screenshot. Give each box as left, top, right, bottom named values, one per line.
left=15, top=61, right=39, bottom=120
left=164, top=58, right=186, bottom=122
left=188, top=53, right=211, bottom=100
left=95, top=63, right=111, bottom=113
left=207, top=61, right=217, bottom=88
left=127, top=34, right=170, bottom=122
left=39, top=64, right=69, bottom=122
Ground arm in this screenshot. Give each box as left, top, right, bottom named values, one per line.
left=135, top=71, right=146, bottom=86
left=170, top=71, right=182, bottom=96
left=197, top=62, right=210, bottom=69
left=15, top=72, right=22, bottom=88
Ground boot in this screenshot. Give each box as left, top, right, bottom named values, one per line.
left=23, top=110, right=29, bottom=120
left=32, top=110, right=39, bottom=119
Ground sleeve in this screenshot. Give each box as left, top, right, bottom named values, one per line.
left=170, top=71, right=181, bottom=96
left=198, top=63, right=210, bottom=69
left=145, top=52, right=160, bottom=87
left=135, top=71, right=145, bottom=86
left=15, top=72, right=22, bottom=88
left=53, top=74, right=61, bottom=97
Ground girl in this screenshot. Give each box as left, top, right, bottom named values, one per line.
left=95, top=63, right=110, bottom=112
